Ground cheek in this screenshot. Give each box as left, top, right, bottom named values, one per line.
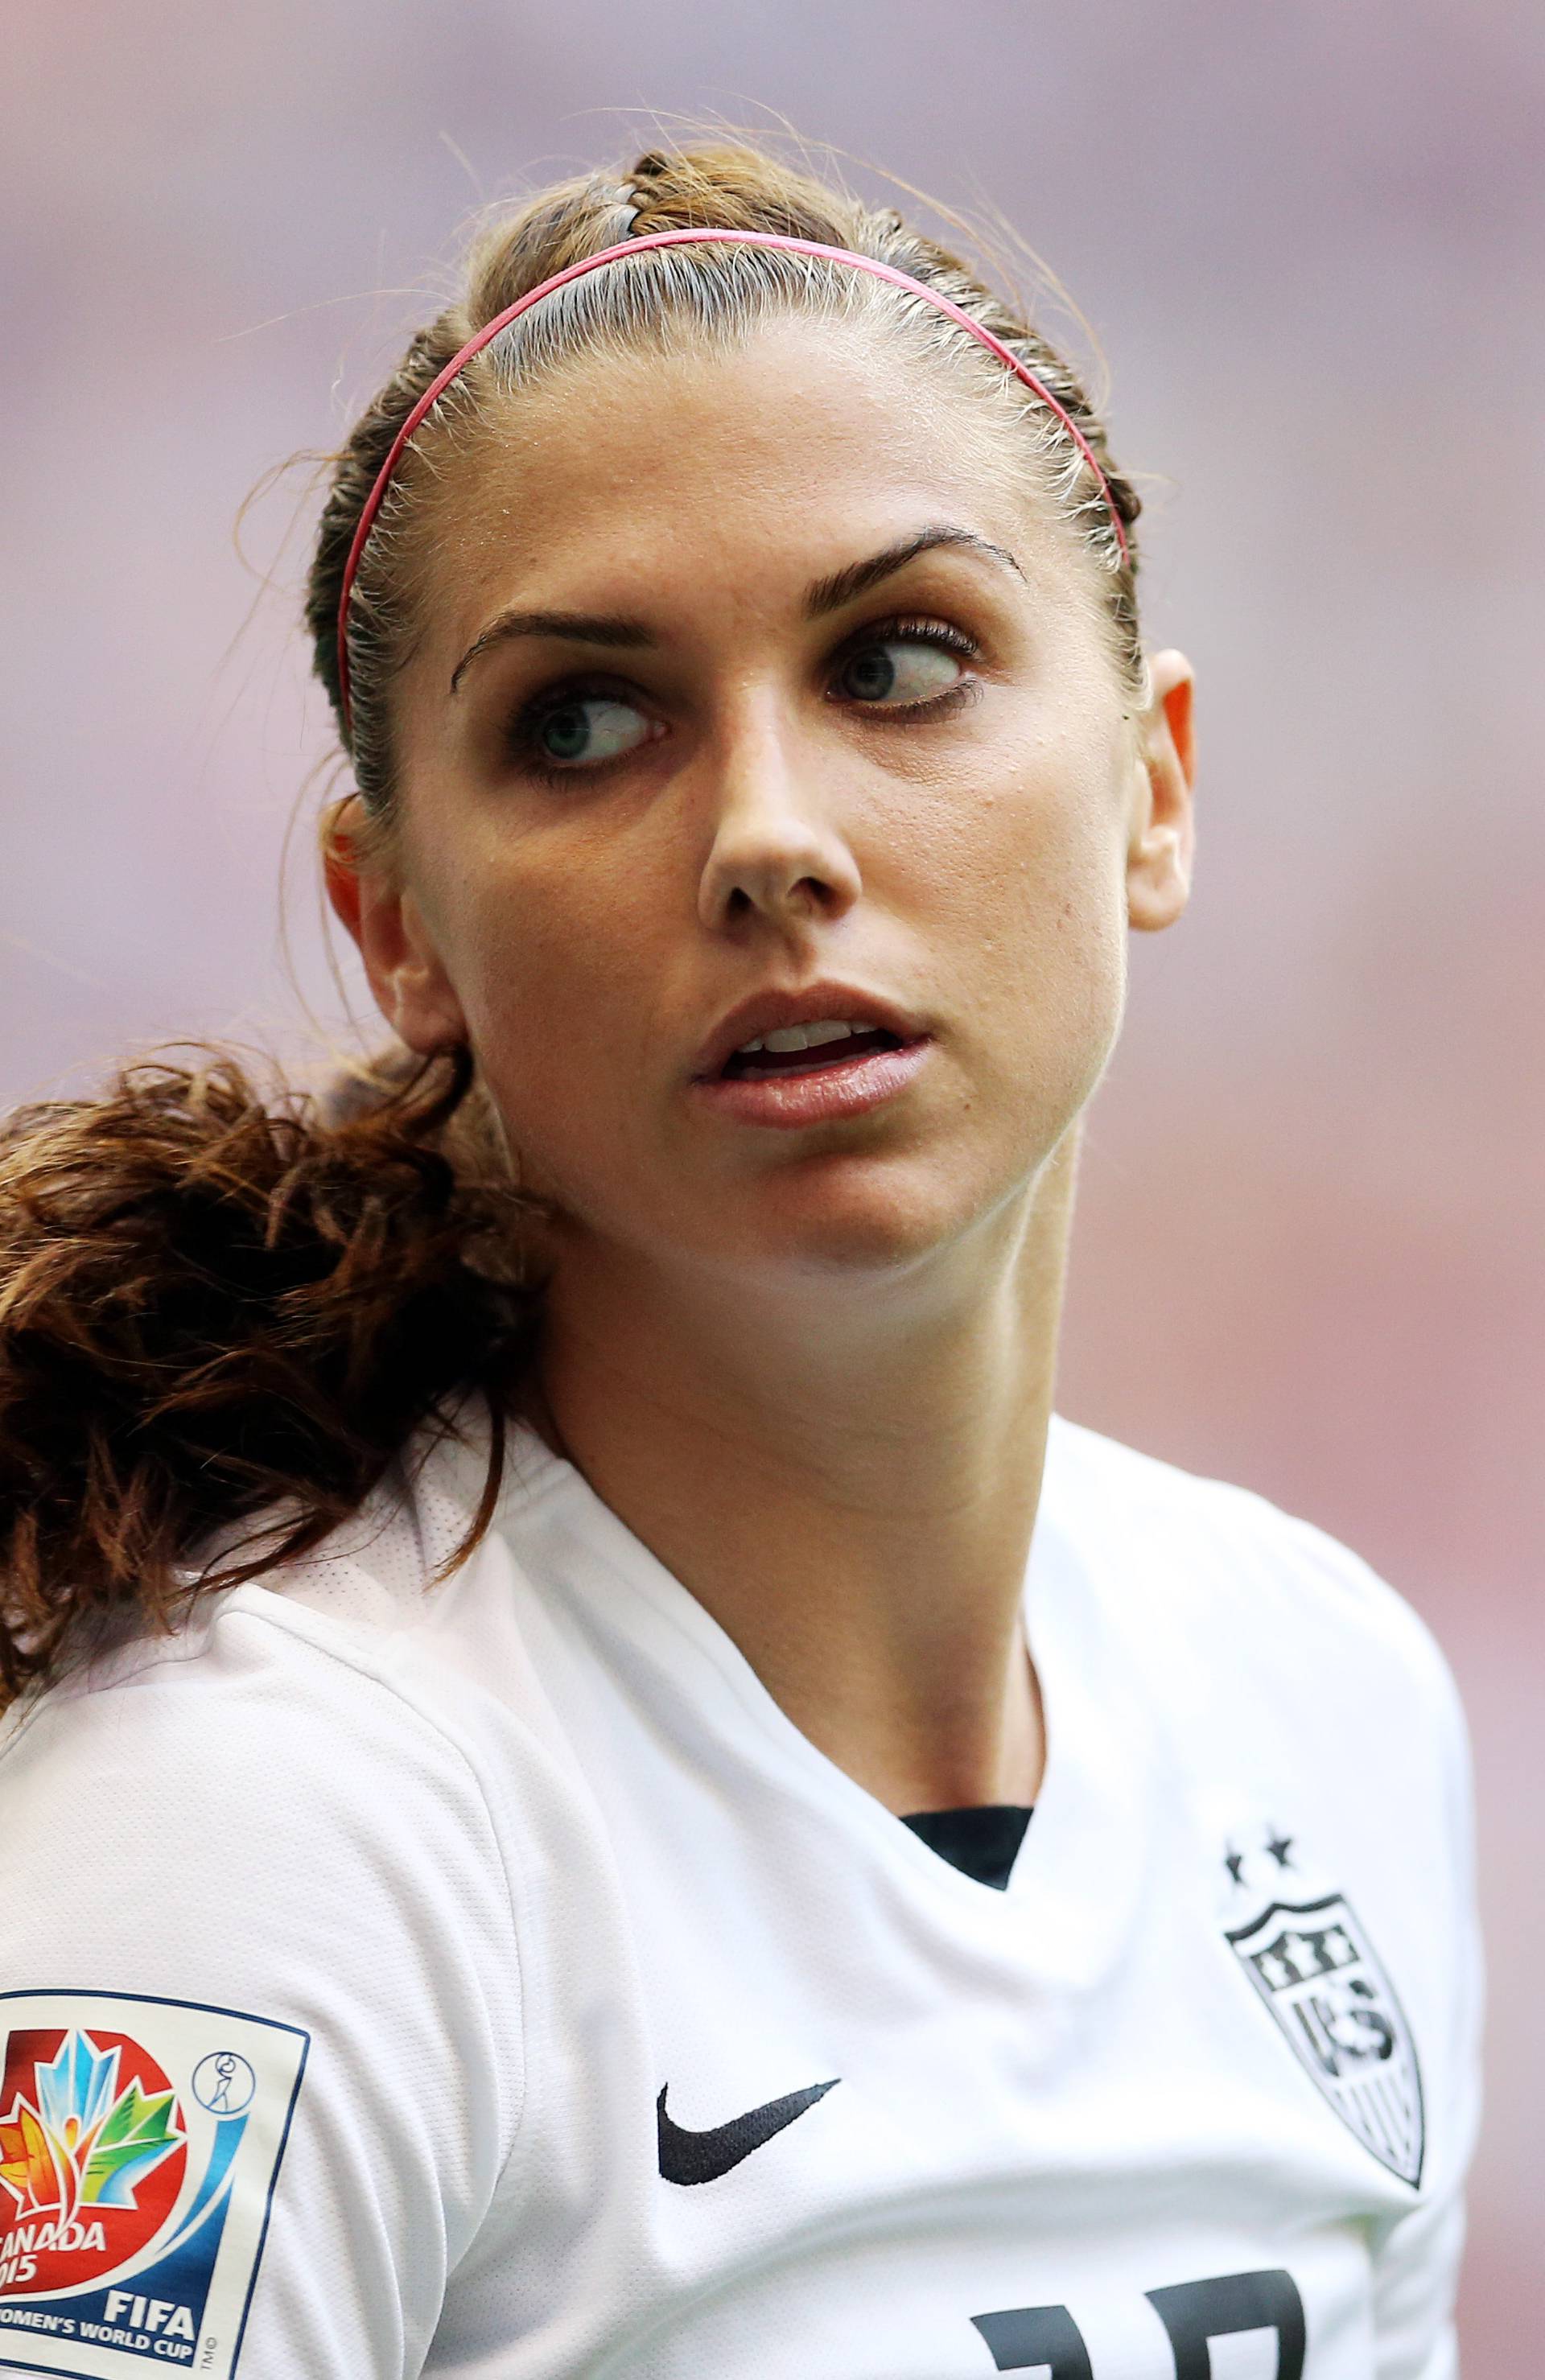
left=435, top=852, right=665, bottom=1200
left=898, top=742, right=1131, bottom=1106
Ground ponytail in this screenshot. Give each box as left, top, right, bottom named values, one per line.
left=3, top=129, right=1150, bottom=1714
left=0, top=1046, right=546, bottom=1712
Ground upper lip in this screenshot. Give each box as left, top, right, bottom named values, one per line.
left=690, top=981, right=929, bottom=1080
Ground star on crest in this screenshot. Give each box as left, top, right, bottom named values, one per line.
left=1223, top=1843, right=1246, bottom=1888
left=1265, top=1826, right=1295, bottom=1869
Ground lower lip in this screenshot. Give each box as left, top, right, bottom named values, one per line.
left=688, top=1037, right=933, bottom=1130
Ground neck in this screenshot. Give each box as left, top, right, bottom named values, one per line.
left=526, top=1129, right=1082, bottom=1816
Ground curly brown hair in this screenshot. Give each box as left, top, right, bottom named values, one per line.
left=0, top=134, right=1143, bottom=1713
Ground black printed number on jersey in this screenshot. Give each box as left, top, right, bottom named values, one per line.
left=974, top=2267, right=1305, bottom=2378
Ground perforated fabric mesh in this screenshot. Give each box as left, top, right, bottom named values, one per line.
left=271, top=1474, right=436, bottom=1636
left=0, top=1397, right=1479, bottom=2374
left=267, top=1405, right=536, bottom=1634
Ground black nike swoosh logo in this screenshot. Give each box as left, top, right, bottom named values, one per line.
left=657, top=2077, right=839, bottom=2185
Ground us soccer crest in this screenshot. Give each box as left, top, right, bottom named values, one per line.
left=0, top=1991, right=307, bottom=2379
left=1226, top=1888, right=1425, bottom=2187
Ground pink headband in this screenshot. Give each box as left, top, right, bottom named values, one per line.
left=336, top=226, right=1130, bottom=729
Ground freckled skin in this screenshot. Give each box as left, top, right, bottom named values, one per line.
left=334, top=314, right=1195, bottom=1814
left=374, top=320, right=1180, bottom=1283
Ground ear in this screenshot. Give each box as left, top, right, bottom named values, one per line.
left=323, top=795, right=469, bottom=1053
left=1125, top=649, right=1197, bottom=933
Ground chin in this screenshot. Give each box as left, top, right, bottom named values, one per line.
left=702, top=1148, right=1027, bottom=1284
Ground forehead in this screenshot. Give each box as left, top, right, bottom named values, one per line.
left=418, top=315, right=1078, bottom=644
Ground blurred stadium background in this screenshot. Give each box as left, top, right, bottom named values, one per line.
left=2, top=2, right=1539, bottom=2357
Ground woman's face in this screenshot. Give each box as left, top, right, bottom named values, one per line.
left=343, top=315, right=1194, bottom=1290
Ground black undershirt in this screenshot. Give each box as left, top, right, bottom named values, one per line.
left=900, top=1805, right=1033, bottom=1892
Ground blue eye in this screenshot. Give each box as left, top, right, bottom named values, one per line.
left=529, top=694, right=655, bottom=770
left=835, top=630, right=972, bottom=706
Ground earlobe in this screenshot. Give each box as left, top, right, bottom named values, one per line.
left=321, top=797, right=469, bottom=1053
left=388, top=886, right=472, bottom=1053
left=1127, top=649, right=1197, bottom=935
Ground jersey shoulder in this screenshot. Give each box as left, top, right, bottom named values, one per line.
left=0, top=1426, right=545, bottom=1859
left=0, top=1539, right=513, bottom=1901
left=0, top=1487, right=534, bottom=2357
left=1044, top=1410, right=1463, bottom=1741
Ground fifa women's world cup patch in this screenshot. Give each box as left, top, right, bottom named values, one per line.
left=0, top=1991, right=307, bottom=2380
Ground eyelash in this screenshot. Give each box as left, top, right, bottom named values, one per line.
left=827, top=616, right=981, bottom=713
left=505, top=614, right=983, bottom=787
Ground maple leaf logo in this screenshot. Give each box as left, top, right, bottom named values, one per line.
left=0, top=2032, right=184, bottom=2221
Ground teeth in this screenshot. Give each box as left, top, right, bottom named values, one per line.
left=735, top=1019, right=867, bottom=1056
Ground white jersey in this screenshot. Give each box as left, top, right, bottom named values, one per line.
left=0, top=1410, right=1481, bottom=2380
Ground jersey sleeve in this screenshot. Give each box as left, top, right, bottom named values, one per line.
left=1366, top=1623, right=1484, bottom=2380
left=0, top=1591, right=525, bottom=2379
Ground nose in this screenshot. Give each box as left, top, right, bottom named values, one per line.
left=694, top=697, right=863, bottom=937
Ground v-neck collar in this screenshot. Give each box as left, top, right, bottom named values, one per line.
left=453, top=1409, right=1167, bottom=1966
left=900, top=1802, right=1033, bottom=1890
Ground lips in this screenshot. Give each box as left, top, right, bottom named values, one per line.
left=720, top=1026, right=900, bottom=1078
left=688, top=1035, right=935, bottom=1129
left=691, top=982, right=927, bottom=1081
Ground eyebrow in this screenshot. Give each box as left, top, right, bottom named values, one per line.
left=801, top=525, right=1024, bottom=620
left=449, top=608, right=653, bottom=695
left=447, top=524, right=1023, bottom=697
